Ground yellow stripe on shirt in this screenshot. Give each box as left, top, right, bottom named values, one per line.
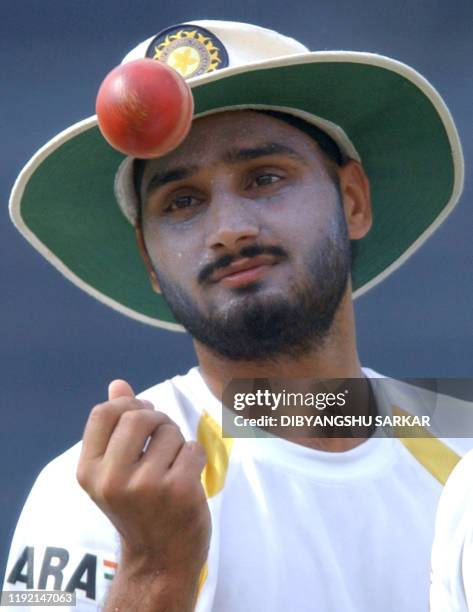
left=394, top=405, right=461, bottom=485
left=197, top=410, right=234, bottom=498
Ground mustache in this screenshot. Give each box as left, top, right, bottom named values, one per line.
left=198, top=244, right=289, bottom=284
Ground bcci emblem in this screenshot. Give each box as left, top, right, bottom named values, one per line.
left=146, top=25, right=229, bottom=79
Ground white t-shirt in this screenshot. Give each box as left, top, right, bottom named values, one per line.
left=430, top=449, right=473, bottom=611
left=3, top=367, right=470, bottom=611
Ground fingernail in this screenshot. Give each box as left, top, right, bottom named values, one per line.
left=140, top=399, right=155, bottom=410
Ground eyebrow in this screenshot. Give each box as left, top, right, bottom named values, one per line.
left=145, top=142, right=307, bottom=196
left=145, top=165, right=199, bottom=196
left=222, top=142, right=307, bottom=164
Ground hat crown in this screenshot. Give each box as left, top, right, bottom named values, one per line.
left=121, top=21, right=309, bottom=79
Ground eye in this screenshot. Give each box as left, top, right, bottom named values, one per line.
left=250, top=172, right=284, bottom=188
left=165, top=195, right=201, bottom=213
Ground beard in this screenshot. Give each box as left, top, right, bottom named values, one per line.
left=153, top=203, right=351, bottom=362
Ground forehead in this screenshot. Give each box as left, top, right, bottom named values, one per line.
left=141, top=110, right=324, bottom=181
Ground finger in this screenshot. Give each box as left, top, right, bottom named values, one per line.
left=108, top=379, right=135, bottom=401
left=139, top=423, right=187, bottom=477
left=168, top=441, right=208, bottom=484
left=81, top=397, right=148, bottom=462
left=105, top=409, right=172, bottom=467
left=108, top=379, right=154, bottom=411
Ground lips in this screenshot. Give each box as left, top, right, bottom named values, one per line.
left=210, top=255, right=280, bottom=286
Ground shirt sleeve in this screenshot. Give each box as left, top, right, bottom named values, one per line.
left=430, top=449, right=473, bottom=612
left=2, top=442, right=120, bottom=611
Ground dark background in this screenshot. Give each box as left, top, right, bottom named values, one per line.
left=2, top=0, right=472, bottom=579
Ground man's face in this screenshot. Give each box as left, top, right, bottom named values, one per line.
left=139, top=111, right=352, bottom=361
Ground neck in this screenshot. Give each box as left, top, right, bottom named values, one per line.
left=193, top=290, right=370, bottom=452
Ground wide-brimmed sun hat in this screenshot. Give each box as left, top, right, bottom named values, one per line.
left=9, top=20, right=464, bottom=331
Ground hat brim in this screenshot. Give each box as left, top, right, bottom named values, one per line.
left=9, top=51, right=464, bottom=331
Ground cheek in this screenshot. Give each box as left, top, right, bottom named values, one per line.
left=295, top=182, right=341, bottom=233
left=142, top=220, right=201, bottom=283
left=268, top=188, right=341, bottom=270
left=267, top=189, right=333, bottom=245
left=142, top=221, right=164, bottom=264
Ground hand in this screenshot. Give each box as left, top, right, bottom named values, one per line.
left=76, top=380, right=210, bottom=610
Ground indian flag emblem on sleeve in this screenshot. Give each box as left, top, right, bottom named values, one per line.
left=103, top=559, right=118, bottom=580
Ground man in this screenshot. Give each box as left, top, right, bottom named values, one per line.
left=3, top=19, right=468, bottom=611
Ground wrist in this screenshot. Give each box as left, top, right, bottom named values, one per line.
left=119, top=543, right=206, bottom=583
left=104, top=552, right=205, bottom=612
left=105, top=570, right=199, bottom=612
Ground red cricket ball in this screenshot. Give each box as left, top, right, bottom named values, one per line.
left=96, top=58, right=194, bottom=158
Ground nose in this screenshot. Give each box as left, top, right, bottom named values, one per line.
left=205, top=191, right=260, bottom=252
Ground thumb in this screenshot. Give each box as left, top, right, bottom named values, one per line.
left=108, top=379, right=135, bottom=401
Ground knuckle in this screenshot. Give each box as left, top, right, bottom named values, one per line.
left=99, top=471, right=125, bottom=503
left=162, top=477, right=195, bottom=507
left=89, top=401, right=112, bottom=420
left=160, top=474, right=179, bottom=499
left=110, top=397, right=142, bottom=412
left=76, top=464, right=90, bottom=490
left=119, top=409, right=140, bottom=426
left=148, top=410, right=169, bottom=427
left=89, top=398, right=142, bottom=423
left=128, top=475, right=157, bottom=500
left=130, top=397, right=149, bottom=410
left=100, top=482, right=122, bottom=505
left=160, top=422, right=184, bottom=442
left=118, top=402, right=162, bottom=425
left=154, top=410, right=173, bottom=424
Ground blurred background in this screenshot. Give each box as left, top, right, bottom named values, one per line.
left=1, top=0, right=472, bottom=579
